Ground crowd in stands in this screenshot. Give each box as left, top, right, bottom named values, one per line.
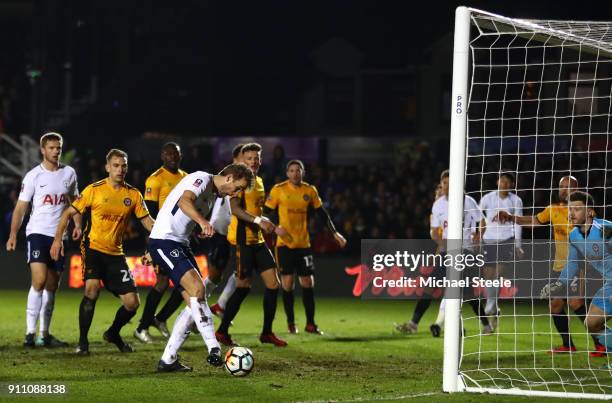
left=0, top=141, right=444, bottom=258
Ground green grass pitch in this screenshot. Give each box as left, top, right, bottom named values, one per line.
left=0, top=290, right=606, bottom=402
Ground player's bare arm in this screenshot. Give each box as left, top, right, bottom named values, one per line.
left=230, top=196, right=275, bottom=234
left=139, top=215, right=155, bottom=233
left=177, top=190, right=214, bottom=237
left=5, top=200, right=30, bottom=251
left=430, top=225, right=444, bottom=250
left=67, top=194, right=83, bottom=240
left=315, top=206, right=346, bottom=247
left=497, top=211, right=540, bottom=226
left=50, top=206, right=79, bottom=260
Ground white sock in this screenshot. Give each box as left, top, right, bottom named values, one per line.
left=161, top=307, right=194, bottom=364
left=26, top=286, right=43, bottom=335
left=485, top=287, right=498, bottom=315
left=434, top=298, right=446, bottom=326
left=39, top=290, right=55, bottom=336
left=204, top=277, right=218, bottom=299
left=189, top=297, right=221, bottom=353
left=217, top=274, right=237, bottom=309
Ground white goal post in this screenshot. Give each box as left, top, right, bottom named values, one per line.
left=444, top=6, right=612, bottom=400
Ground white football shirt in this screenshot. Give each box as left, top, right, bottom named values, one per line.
left=19, top=164, right=78, bottom=238
left=479, top=191, right=523, bottom=246
left=430, top=195, right=483, bottom=250
left=210, top=196, right=232, bottom=236
left=149, top=171, right=218, bottom=244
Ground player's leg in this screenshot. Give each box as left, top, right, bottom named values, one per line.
left=37, top=267, right=68, bottom=347
left=568, top=297, right=606, bottom=356
left=25, top=261, right=46, bottom=347
left=134, top=271, right=169, bottom=343
left=548, top=298, right=575, bottom=353
left=259, top=265, right=287, bottom=347
left=277, top=246, right=297, bottom=332
left=585, top=303, right=611, bottom=351
left=204, top=233, right=229, bottom=298
left=178, top=270, right=222, bottom=366
left=282, top=274, right=296, bottom=333
left=104, top=291, right=140, bottom=352
left=36, top=234, right=68, bottom=347
left=298, top=248, right=320, bottom=334
left=210, top=237, right=233, bottom=317
left=216, top=245, right=252, bottom=342
left=430, top=298, right=446, bottom=338
left=212, top=274, right=237, bottom=316
left=24, top=234, right=50, bottom=347
left=158, top=305, right=194, bottom=372
left=78, top=279, right=101, bottom=355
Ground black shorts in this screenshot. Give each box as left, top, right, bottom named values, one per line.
left=230, top=243, right=276, bottom=279
left=276, top=247, right=314, bottom=276
left=208, top=233, right=230, bottom=271
left=82, top=247, right=137, bottom=296
left=483, top=239, right=516, bottom=265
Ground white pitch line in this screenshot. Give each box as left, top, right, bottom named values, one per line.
left=296, top=391, right=441, bottom=403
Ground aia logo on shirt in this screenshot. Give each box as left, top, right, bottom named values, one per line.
left=193, top=178, right=203, bottom=187
left=42, top=194, right=67, bottom=205
left=123, top=198, right=132, bottom=206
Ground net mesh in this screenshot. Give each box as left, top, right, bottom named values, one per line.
left=459, top=9, right=612, bottom=397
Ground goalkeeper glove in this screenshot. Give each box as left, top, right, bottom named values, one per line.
left=540, top=280, right=565, bottom=299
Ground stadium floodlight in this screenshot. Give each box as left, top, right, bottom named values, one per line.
left=445, top=6, right=612, bottom=400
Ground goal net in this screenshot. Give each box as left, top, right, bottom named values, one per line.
left=445, top=7, right=612, bottom=399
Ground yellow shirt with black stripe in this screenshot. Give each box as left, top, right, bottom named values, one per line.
left=72, top=178, right=149, bottom=255
left=227, top=176, right=265, bottom=246
left=144, top=166, right=188, bottom=209
left=536, top=203, right=571, bottom=272
left=265, top=180, right=322, bottom=248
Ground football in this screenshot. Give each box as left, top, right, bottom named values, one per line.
left=224, top=347, right=254, bottom=377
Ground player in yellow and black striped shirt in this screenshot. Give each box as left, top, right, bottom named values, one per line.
left=264, top=159, right=345, bottom=335
left=51, top=149, right=155, bottom=355
left=135, top=142, right=187, bottom=343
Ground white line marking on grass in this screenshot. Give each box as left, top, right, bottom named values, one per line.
left=296, top=391, right=441, bottom=403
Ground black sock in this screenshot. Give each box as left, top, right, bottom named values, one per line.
left=155, top=288, right=183, bottom=323
left=218, top=287, right=250, bottom=334
left=302, top=287, right=315, bottom=325
left=469, top=299, right=489, bottom=326
left=109, top=306, right=137, bottom=335
left=79, top=297, right=97, bottom=346
left=411, top=297, right=432, bottom=325
left=282, top=290, right=295, bottom=324
left=573, top=304, right=601, bottom=346
left=552, top=309, right=573, bottom=347
left=137, top=288, right=163, bottom=331
left=262, top=288, right=279, bottom=334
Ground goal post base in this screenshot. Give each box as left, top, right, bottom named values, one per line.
left=464, top=387, right=612, bottom=400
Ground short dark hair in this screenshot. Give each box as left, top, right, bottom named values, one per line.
left=219, top=163, right=255, bottom=188
left=286, top=159, right=305, bottom=171
left=440, top=169, right=449, bottom=180
left=499, top=172, right=515, bottom=183
left=569, top=191, right=595, bottom=209
left=241, top=142, right=262, bottom=154
left=106, top=148, right=128, bottom=162
left=162, top=142, right=180, bottom=152
left=232, top=143, right=244, bottom=159
left=40, top=132, right=63, bottom=148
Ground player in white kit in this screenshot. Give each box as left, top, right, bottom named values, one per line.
left=147, top=164, right=253, bottom=372
left=5, top=132, right=81, bottom=348
left=479, top=172, right=524, bottom=327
